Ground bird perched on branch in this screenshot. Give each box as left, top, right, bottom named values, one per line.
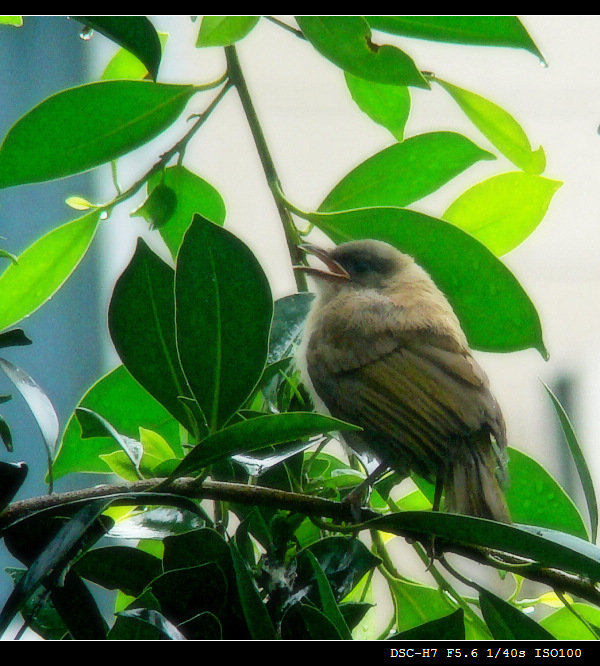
left=295, top=239, right=510, bottom=523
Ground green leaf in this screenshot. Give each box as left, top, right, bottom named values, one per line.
left=480, top=589, right=555, bottom=639
left=0, top=329, right=32, bottom=349
left=0, top=211, right=100, bottom=331
left=0, top=16, right=22, bottom=26
left=131, top=183, right=177, bottom=229
left=388, top=578, right=457, bottom=634
left=444, top=172, right=562, bottom=255
left=230, top=543, right=277, bottom=639
left=344, top=72, right=410, bottom=141
left=296, top=16, right=429, bottom=89
left=541, top=603, right=600, bottom=640
left=147, top=165, right=226, bottom=258
left=543, top=382, right=598, bottom=544
left=102, top=32, right=168, bottom=81
left=366, top=16, right=544, bottom=61
left=369, top=511, right=600, bottom=581
left=171, top=412, right=358, bottom=478
left=269, top=293, right=314, bottom=364
left=435, top=78, right=546, bottom=174
left=390, top=609, right=465, bottom=640
left=0, top=358, right=59, bottom=489
left=196, top=16, right=260, bottom=47
left=73, top=16, right=163, bottom=81
left=53, top=365, right=181, bottom=479
left=319, top=132, right=495, bottom=212
left=175, top=215, right=272, bottom=431
left=306, top=207, right=547, bottom=356
left=0, top=461, right=27, bottom=512
left=115, top=609, right=186, bottom=640
left=0, top=81, right=196, bottom=189
left=108, top=239, right=197, bottom=433
left=303, top=550, right=352, bottom=639
left=507, top=448, right=588, bottom=540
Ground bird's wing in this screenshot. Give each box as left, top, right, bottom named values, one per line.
left=307, top=326, right=505, bottom=477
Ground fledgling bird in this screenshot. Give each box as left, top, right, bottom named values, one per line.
left=296, top=239, right=511, bottom=523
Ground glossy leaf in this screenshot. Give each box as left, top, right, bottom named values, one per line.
left=175, top=216, right=272, bottom=431
left=319, top=132, right=495, bottom=212
left=0, top=211, right=100, bottom=332
left=196, top=16, right=260, bottom=47
left=480, top=589, right=555, bottom=639
left=507, top=448, right=588, bottom=540
left=171, top=412, right=359, bottom=478
left=0, top=81, right=196, bottom=189
left=296, top=16, right=428, bottom=89
left=0, top=358, right=59, bottom=488
left=306, top=207, right=547, bottom=356
left=435, top=78, right=545, bottom=174
left=543, top=381, right=598, bottom=544
left=108, top=239, right=196, bottom=433
left=53, top=365, right=181, bottom=479
left=369, top=512, right=600, bottom=581
left=147, top=166, right=226, bottom=258
left=0, top=500, right=111, bottom=636
left=344, top=72, right=410, bottom=141
left=268, top=292, right=314, bottom=364
left=0, top=462, right=27, bottom=512
left=73, top=16, right=162, bottom=80
left=444, top=172, right=562, bottom=255
left=366, top=16, right=544, bottom=61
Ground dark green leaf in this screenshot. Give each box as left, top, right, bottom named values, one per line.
left=306, top=207, right=547, bottom=356
left=49, top=571, right=108, bottom=640
left=0, top=461, right=27, bottom=511
left=116, top=608, right=187, bottom=639
left=319, top=132, right=495, bottom=212
left=148, top=165, right=226, bottom=258
left=132, top=183, right=177, bottom=229
left=0, top=415, right=12, bottom=453
left=106, top=506, right=209, bottom=541
left=304, top=550, right=352, bottom=639
left=368, top=512, right=600, bottom=581
left=389, top=608, right=465, bottom=640
left=108, top=239, right=197, bottom=433
left=0, top=329, right=32, bottom=349
left=171, top=412, right=358, bottom=478
left=74, top=545, right=162, bottom=597
left=296, top=16, right=428, bottom=88
left=366, top=16, right=544, bottom=61
left=282, top=603, right=344, bottom=639
left=345, top=72, right=410, bottom=141
left=175, top=215, right=273, bottom=431
left=543, top=381, right=598, bottom=544
left=0, top=500, right=111, bottom=636
left=0, top=81, right=196, bottom=189
left=73, top=16, right=162, bottom=80
left=480, top=589, right=555, bottom=639
left=231, top=542, right=277, bottom=639
left=0, top=211, right=100, bottom=331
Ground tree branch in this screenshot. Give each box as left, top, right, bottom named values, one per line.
left=2, top=476, right=600, bottom=606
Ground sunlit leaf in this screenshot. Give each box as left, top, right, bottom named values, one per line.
left=196, top=16, right=260, bottom=47
left=0, top=211, right=100, bottom=331
left=319, top=132, right=495, bottom=212
left=344, top=72, right=410, bottom=141
left=444, top=172, right=562, bottom=255
left=435, top=78, right=545, bottom=174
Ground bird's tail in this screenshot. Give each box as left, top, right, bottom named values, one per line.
left=444, top=445, right=511, bottom=523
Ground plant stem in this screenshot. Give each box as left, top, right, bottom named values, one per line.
left=224, top=45, right=307, bottom=292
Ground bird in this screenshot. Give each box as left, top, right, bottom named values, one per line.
left=295, top=239, right=511, bottom=523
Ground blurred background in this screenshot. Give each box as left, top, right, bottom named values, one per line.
left=0, top=14, right=599, bottom=627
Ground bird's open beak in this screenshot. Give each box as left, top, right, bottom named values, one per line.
left=294, top=244, right=350, bottom=281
